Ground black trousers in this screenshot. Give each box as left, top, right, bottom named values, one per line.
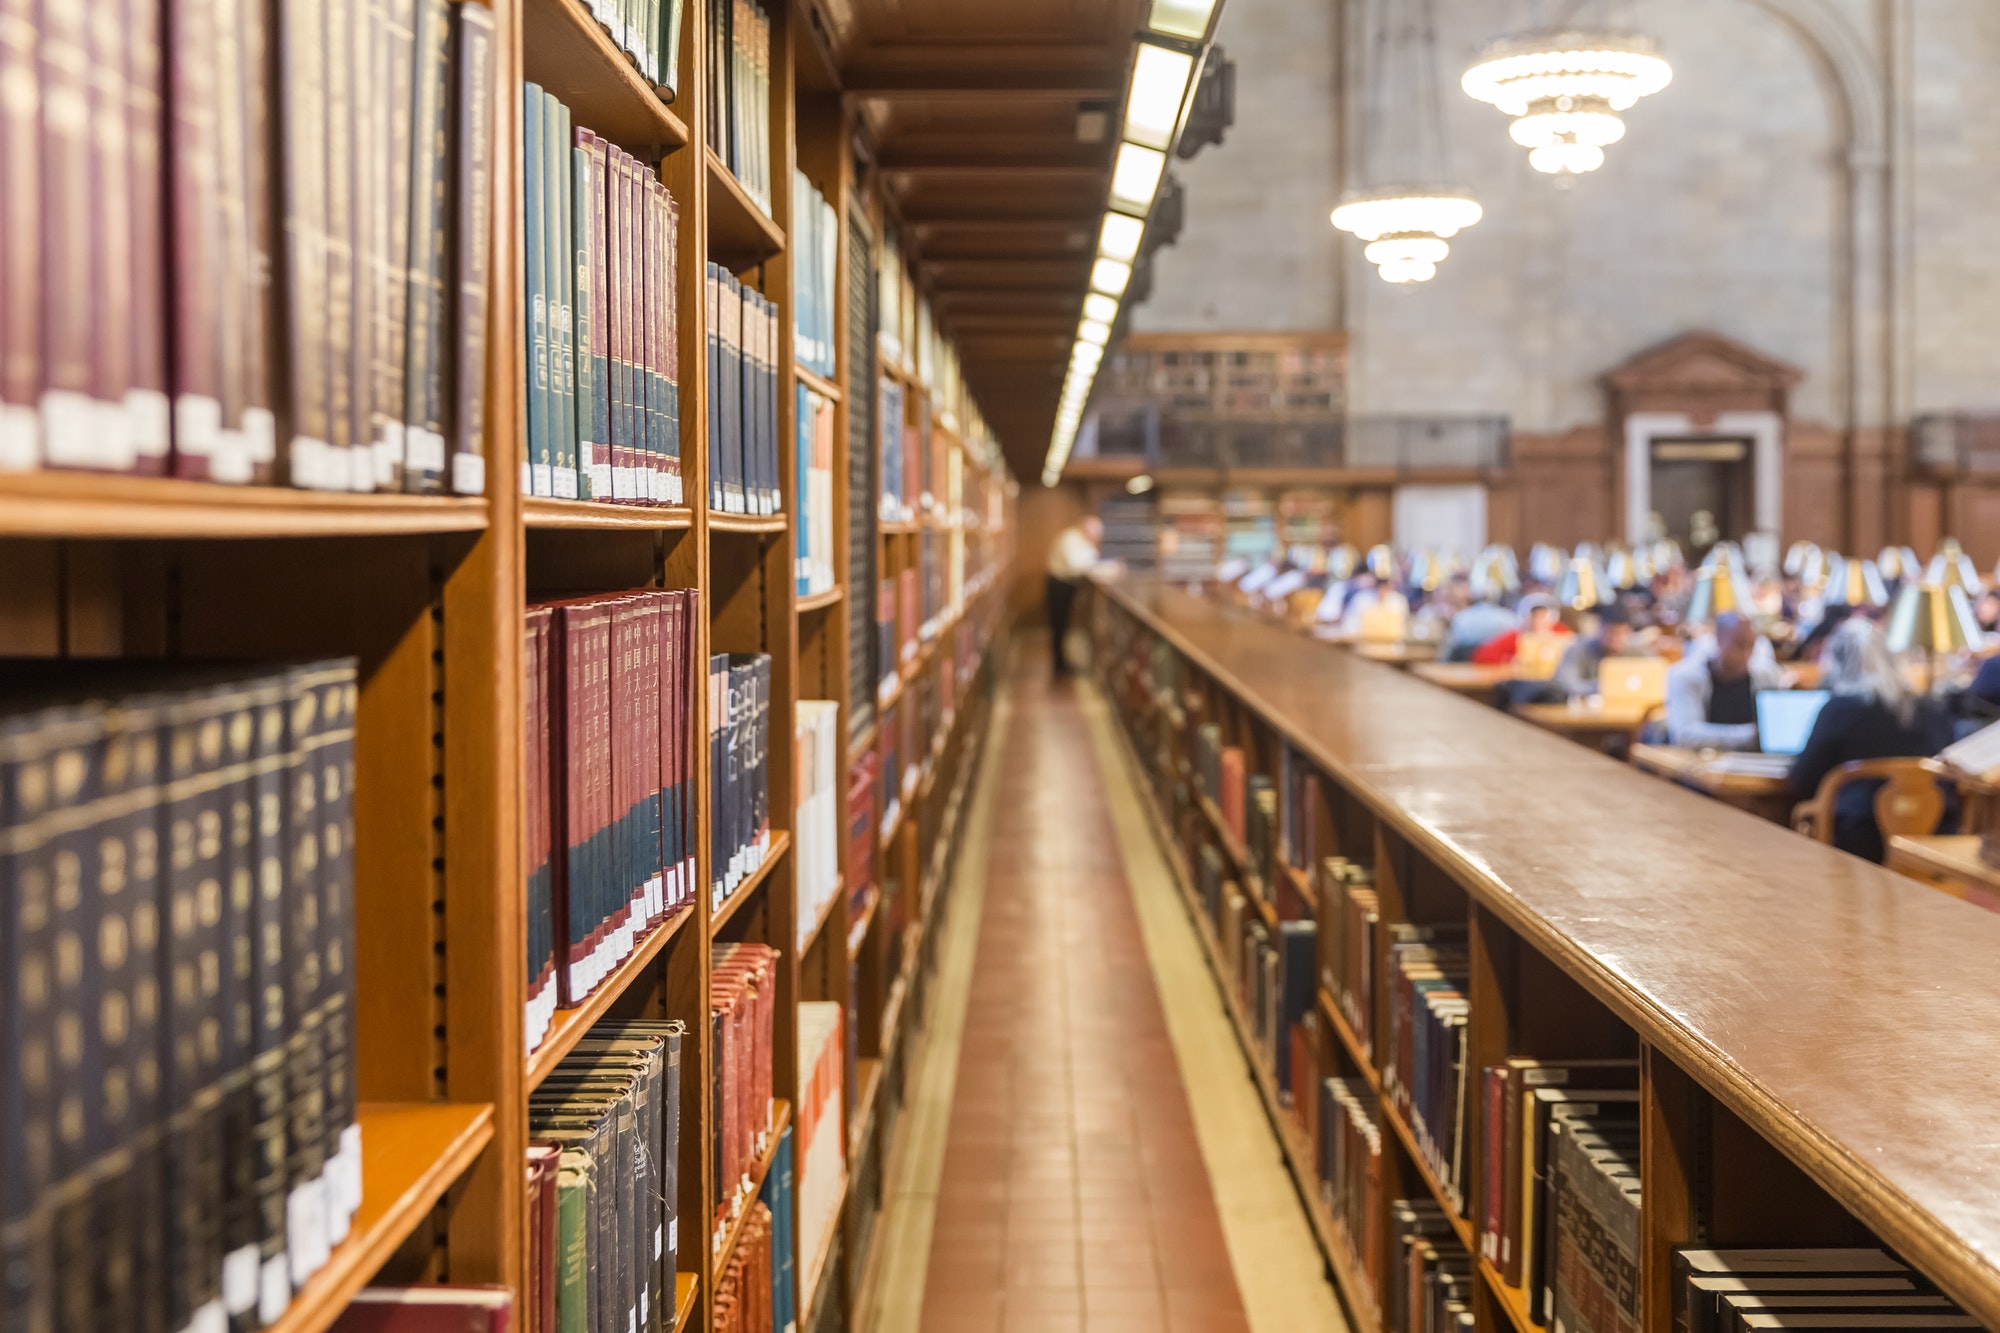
left=1046, top=575, right=1080, bottom=674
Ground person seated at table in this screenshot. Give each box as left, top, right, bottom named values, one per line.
left=1470, top=594, right=1568, bottom=665
left=1412, top=576, right=1472, bottom=643
left=1663, top=611, right=1783, bottom=750
left=1789, top=618, right=1954, bottom=862
left=1443, top=590, right=1516, bottom=662
left=1514, top=604, right=1637, bottom=704
left=1315, top=569, right=1370, bottom=624
left=1340, top=573, right=1410, bottom=638
left=1975, top=588, right=2000, bottom=636
left=1238, top=548, right=1286, bottom=595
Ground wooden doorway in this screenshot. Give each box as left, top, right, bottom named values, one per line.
left=1650, top=436, right=1754, bottom=553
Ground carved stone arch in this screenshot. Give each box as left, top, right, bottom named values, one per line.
left=1740, top=0, right=1887, bottom=158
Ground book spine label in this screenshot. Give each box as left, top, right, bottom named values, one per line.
left=448, top=0, right=492, bottom=494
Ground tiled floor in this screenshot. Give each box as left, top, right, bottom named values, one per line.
left=917, top=665, right=1251, bottom=1333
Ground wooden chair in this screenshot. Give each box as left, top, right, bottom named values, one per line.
left=1791, top=758, right=1951, bottom=843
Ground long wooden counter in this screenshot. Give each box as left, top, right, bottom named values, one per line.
left=1097, top=578, right=2000, bottom=1329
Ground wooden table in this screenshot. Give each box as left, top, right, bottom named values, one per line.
left=1511, top=700, right=1653, bottom=753
left=1350, top=640, right=1440, bottom=667
left=1410, top=661, right=1515, bottom=698
left=1887, top=835, right=2000, bottom=913
left=1629, top=743, right=1795, bottom=823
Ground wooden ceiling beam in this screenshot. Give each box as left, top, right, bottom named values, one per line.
left=843, top=42, right=1118, bottom=98
left=875, top=138, right=1109, bottom=175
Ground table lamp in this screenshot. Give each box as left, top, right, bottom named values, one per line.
left=1927, top=538, right=1981, bottom=594
left=1685, top=558, right=1755, bottom=626
left=1470, top=547, right=1519, bottom=601
left=1411, top=548, right=1448, bottom=592
left=1328, top=544, right=1358, bottom=581
left=1559, top=555, right=1612, bottom=611
left=1529, top=543, right=1564, bottom=584
left=1877, top=545, right=1920, bottom=583
left=1823, top=555, right=1888, bottom=609
left=1366, top=544, right=1396, bottom=580
left=1649, top=537, right=1686, bottom=573
left=1606, top=549, right=1646, bottom=590
left=1783, top=541, right=1821, bottom=577
left=1886, top=579, right=1981, bottom=691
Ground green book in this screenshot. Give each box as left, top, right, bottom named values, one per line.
left=556, top=1153, right=590, bottom=1333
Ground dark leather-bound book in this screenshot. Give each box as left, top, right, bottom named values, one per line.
left=275, top=0, right=332, bottom=487
left=317, top=670, right=360, bottom=1242
left=320, top=0, right=360, bottom=491
left=524, top=1145, right=560, bottom=1333
left=0, top=0, right=36, bottom=470
left=402, top=0, right=450, bottom=492
left=331, top=1286, right=513, bottom=1333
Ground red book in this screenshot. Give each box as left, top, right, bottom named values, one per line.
left=523, top=1144, right=559, bottom=1333
left=0, top=0, right=36, bottom=470
left=39, top=0, right=98, bottom=469
left=329, top=1288, right=511, bottom=1333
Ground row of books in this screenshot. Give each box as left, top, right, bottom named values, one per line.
left=705, top=265, right=782, bottom=516
left=1, top=0, right=492, bottom=493
left=712, top=943, right=778, bottom=1238
left=1674, top=1248, right=1970, bottom=1333
left=706, top=0, right=773, bottom=216
left=1385, top=923, right=1471, bottom=1216
left=791, top=172, right=839, bottom=382
left=1316, top=1074, right=1384, bottom=1306
left=796, top=1002, right=846, bottom=1304
left=526, top=1020, right=685, bottom=1333
left=794, top=701, right=841, bottom=948
left=1550, top=1101, right=1639, bottom=1333
left=1392, top=1200, right=1475, bottom=1333
left=756, top=1130, right=797, bottom=1333
left=712, top=1203, right=774, bottom=1333
left=525, top=591, right=699, bottom=1048
left=710, top=653, right=772, bottom=909
left=796, top=386, right=837, bottom=596
left=1195, top=724, right=1249, bottom=851
left=330, top=1288, right=511, bottom=1333
left=580, top=0, right=685, bottom=96
left=521, top=88, right=686, bottom=505
left=1322, top=857, right=1379, bottom=1056
left=876, top=379, right=912, bottom=524
left=0, top=662, right=361, bottom=1333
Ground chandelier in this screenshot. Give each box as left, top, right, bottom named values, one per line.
left=1334, top=0, right=1480, bottom=283
left=1462, top=31, right=1670, bottom=174
left=1330, top=190, right=1483, bottom=283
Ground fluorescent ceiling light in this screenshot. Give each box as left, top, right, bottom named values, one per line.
left=1082, top=292, right=1119, bottom=323
left=1147, top=0, right=1217, bottom=40
left=1090, top=257, right=1132, bottom=295
left=1071, top=342, right=1103, bottom=367
left=1098, top=212, right=1144, bottom=264
left=1078, top=319, right=1111, bottom=346
left=1125, top=43, right=1196, bottom=151
left=1109, top=142, right=1167, bottom=214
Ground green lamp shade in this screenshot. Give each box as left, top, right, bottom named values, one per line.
left=1328, top=544, right=1358, bottom=581
left=1559, top=556, right=1612, bottom=610
left=1927, top=543, right=1981, bottom=594
left=1824, top=555, right=1888, bottom=608
left=1686, top=563, right=1755, bottom=625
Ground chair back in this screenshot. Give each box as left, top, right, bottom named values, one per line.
left=1791, top=757, right=1950, bottom=843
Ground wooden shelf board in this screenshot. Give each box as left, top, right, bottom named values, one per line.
left=846, top=888, right=880, bottom=961
left=705, top=149, right=785, bottom=263
left=795, top=365, right=843, bottom=402
left=1478, top=1257, right=1537, bottom=1333
left=709, top=830, right=792, bottom=937
left=799, top=875, right=843, bottom=955
left=528, top=904, right=695, bottom=1089
left=708, top=510, right=788, bottom=534
left=525, top=496, right=694, bottom=530
left=796, top=585, right=844, bottom=613
left=521, top=0, right=689, bottom=152
left=265, top=1102, right=495, bottom=1333
left=878, top=519, right=919, bottom=536
left=848, top=1058, right=884, bottom=1160
left=670, top=1274, right=700, bottom=1333
left=0, top=473, right=488, bottom=539
left=712, top=1099, right=794, bottom=1268
left=1316, top=988, right=1381, bottom=1095
left=1381, top=1099, right=1477, bottom=1254
left=1281, top=860, right=1318, bottom=912
left=877, top=673, right=904, bottom=712
left=879, top=797, right=906, bottom=849
left=1195, top=792, right=1279, bottom=930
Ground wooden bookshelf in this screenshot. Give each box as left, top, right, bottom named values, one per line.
left=0, top=1, right=1016, bottom=1331
left=266, top=1104, right=497, bottom=1333
left=713, top=1099, right=795, bottom=1266
left=1097, top=578, right=2000, bottom=1333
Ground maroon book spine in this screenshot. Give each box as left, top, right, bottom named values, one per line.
left=237, top=0, right=277, bottom=481
left=38, top=0, right=97, bottom=468
left=0, top=0, right=39, bottom=469
left=586, top=134, right=608, bottom=502
left=645, top=596, right=662, bottom=923
left=212, top=0, right=255, bottom=482
left=124, top=0, right=170, bottom=474
left=551, top=604, right=581, bottom=1005
left=79, top=0, right=133, bottom=471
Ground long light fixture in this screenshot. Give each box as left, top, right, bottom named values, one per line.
left=1462, top=31, right=1671, bottom=175
left=1045, top=17, right=1217, bottom=486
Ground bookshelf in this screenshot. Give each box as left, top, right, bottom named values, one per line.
left=1096, top=578, right=2000, bottom=1333
left=0, top=2, right=1010, bottom=1333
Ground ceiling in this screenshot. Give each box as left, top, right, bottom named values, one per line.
left=814, top=0, right=1152, bottom=479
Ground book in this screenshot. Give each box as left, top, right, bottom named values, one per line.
left=330, top=1287, right=513, bottom=1333
left=1551, top=1110, right=1641, bottom=1333
left=795, top=1002, right=844, bottom=1312
left=711, top=943, right=778, bottom=1238
left=795, top=701, right=840, bottom=947
left=708, top=0, right=770, bottom=214
left=1940, top=720, right=2000, bottom=785
left=710, top=652, right=773, bottom=907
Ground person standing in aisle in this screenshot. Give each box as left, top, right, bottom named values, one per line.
left=1047, top=515, right=1105, bottom=676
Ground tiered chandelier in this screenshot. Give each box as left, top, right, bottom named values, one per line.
left=1332, top=0, right=1481, bottom=283
left=1462, top=29, right=1670, bottom=174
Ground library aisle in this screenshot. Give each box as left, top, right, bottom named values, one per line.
left=864, top=645, right=1345, bottom=1333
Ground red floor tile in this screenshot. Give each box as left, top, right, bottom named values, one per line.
left=918, top=663, right=1249, bottom=1330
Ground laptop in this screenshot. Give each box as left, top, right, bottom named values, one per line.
left=1515, top=631, right=1569, bottom=680
left=1757, top=689, right=1831, bottom=756
left=1598, top=657, right=1668, bottom=710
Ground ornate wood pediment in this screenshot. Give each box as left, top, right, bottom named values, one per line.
left=1602, top=331, right=1803, bottom=416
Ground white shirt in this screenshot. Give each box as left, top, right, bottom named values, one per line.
left=1047, top=527, right=1100, bottom=580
